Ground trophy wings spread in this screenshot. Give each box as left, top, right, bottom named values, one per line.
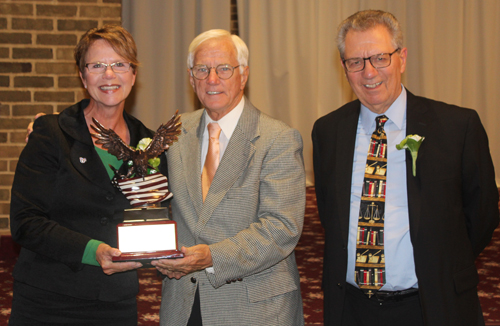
left=90, top=111, right=182, bottom=178
left=90, top=117, right=136, bottom=161
left=145, top=110, right=182, bottom=157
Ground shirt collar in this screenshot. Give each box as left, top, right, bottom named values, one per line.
left=360, top=85, right=406, bottom=132
left=203, top=96, right=245, bottom=140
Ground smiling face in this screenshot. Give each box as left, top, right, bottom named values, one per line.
left=79, top=39, right=136, bottom=111
left=342, top=25, right=407, bottom=114
left=189, top=37, right=249, bottom=120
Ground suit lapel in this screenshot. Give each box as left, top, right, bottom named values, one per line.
left=405, top=91, right=430, bottom=238
left=336, top=102, right=360, bottom=244
left=194, top=101, right=258, bottom=237
left=59, top=101, right=115, bottom=192
left=60, top=100, right=159, bottom=194
left=69, top=142, right=114, bottom=191
left=179, top=111, right=204, bottom=217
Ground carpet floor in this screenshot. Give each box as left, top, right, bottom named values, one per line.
left=0, top=187, right=498, bottom=325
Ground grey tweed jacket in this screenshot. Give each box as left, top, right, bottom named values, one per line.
left=160, top=99, right=306, bottom=326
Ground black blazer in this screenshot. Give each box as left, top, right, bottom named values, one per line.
left=312, top=90, right=499, bottom=326
left=10, top=99, right=168, bottom=302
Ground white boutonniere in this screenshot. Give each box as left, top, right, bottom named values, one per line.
left=134, top=137, right=160, bottom=172
left=396, top=134, right=425, bottom=177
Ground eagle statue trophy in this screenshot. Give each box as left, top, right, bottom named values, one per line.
left=90, top=110, right=181, bottom=179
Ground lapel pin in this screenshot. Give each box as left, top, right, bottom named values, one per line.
left=79, top=157, right=87, bottom=164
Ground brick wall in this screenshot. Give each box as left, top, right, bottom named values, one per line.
left=0, top=0, right=122, bottom=234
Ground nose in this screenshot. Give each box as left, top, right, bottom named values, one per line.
left=362, top=59, right=378, bottom=78
left=103, top=65, right=116, bottom=78
left=206, top=67, right=220, bottom=84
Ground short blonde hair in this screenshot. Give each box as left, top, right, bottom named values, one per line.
left=74, top=24, right=139, bottom=74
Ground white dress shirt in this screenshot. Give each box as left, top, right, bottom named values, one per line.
left=200, top=97, right=245, bottom=172
left=200, top=97, right=245, bottom=275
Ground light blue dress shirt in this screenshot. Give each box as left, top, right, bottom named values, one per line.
left=346, top=86, right=419, bottom=291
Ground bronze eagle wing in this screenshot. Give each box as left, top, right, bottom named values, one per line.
left=90, top=117, right=136, bottom=161
left=144, top=110, right=182, bottom=158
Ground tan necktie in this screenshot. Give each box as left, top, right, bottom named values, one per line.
left=202, top=122, right=222, bottom=202
left=355, top=115, right=388, bottom=298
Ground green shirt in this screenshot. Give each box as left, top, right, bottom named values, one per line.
left=94, top=145, right=123, bottom=179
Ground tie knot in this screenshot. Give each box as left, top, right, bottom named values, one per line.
left=207, top=122, right=221, bottom=139
left=375, top=115, right=388, bottom=130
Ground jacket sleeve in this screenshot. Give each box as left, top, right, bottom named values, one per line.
left=10, top=116, right=91, bottom=271
left=312, top=120, right=327, bottom=227
left=461, top=110, right=499, bottom=257
left=206, top=127, right=305, bottom=288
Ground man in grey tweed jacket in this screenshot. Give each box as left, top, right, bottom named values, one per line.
left=151, top=30, right=305, bottom=326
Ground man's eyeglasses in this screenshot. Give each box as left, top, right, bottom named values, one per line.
left=342, top=48, right=400, bottom=73
left=191, top=64, right=240, bottom=80
left=85, top=62, right=132, bottom=74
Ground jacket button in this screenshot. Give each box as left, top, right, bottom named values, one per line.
left=100, top=217, right=109, bottom=225
left=106, top=194, right=114, bottom=201
left=337, top=283, right=343, bottom=288
left=191, top=277, right=196, bottom=283
left=226, top=280, right=231, bottom=284
left=237, top=278, right=243, bottom=282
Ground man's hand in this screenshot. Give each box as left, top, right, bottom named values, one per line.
left=96, top=243, right=142, bottom=275
left=151, top=244, right=213, bottom=279
left=25, top=112, right=47, bottom=142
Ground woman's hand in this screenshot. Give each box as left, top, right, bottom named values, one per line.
left=25, top=112, right=48, bottom=142
left=96, top=243, right=142, bottom=275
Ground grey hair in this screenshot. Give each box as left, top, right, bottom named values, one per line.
left=337, top=10, right=404, bottom=59
left=186, top=29, right=249, bottom=74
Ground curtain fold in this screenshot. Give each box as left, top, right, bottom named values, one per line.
left=121, top=0, right=231, bottom=129
left=122, top=0, right=499, bottom=185
left=237, top=0, right=500, bottom=185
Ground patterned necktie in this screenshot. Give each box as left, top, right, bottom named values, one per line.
left=202, top=122, right=221, bottom=202
left=355, top=115, right=388, bottom=298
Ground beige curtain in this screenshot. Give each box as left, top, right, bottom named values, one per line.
left=122, top=0, right=500, bottom=186
left=121, top=0, right=231, bottom=128
left=237, top=0, right=500, bottom=186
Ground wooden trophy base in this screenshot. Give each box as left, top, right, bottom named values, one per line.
left=112, top=207, right=183, bottom=264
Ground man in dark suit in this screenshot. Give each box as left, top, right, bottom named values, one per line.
left=312, top=10, right=499, bottom=326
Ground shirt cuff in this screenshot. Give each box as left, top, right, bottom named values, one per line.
left=82, top=239, right=105, bottom=266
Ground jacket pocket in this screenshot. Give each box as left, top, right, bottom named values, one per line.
left=245, top=264, right=298, bottom=303
left=453, top=264, right=479, bottom=294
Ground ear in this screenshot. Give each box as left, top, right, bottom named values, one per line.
left=188, top=68, right=195, bottom=89
left=340, top=58, right=348, bottom=78
left=398, top=47, right=408, bottom=74
left=239, top=66, right=249, bottom=90
left=340, top=57, right=348, bottom=69
left=79, top=70, right=87, bottom=89
left=131, top=70, right=136, bottom=86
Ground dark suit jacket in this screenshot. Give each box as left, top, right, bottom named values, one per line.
left=312, top=90, right=499, bottom=326
left=10, top=99, right=168, bottom=302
